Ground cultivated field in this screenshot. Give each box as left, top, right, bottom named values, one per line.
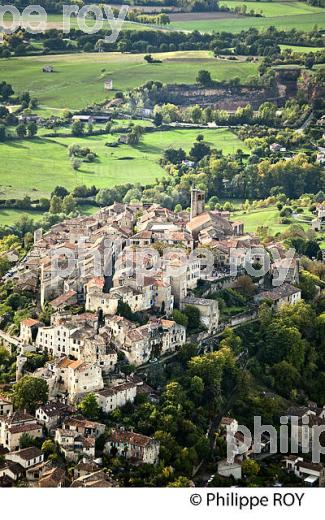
left=0, top=128, right=247, bottom=200
left=0, top=51, right=259, bottom=110
left=3, top=2, right=323, bottom=34
left=168, top=13, right=325, bottom=33
left=167, top=1, right=325, bottom=34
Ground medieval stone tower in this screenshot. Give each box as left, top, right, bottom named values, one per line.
left=190, top=188, right=205, bottom=220
left=16, top=354, right=27, bottom=382
left=33, top=228, right=43, bottom=245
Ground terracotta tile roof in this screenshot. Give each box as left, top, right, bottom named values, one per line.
left=73, top=313, right=98, bottom=322
left=256, top=283, right=300, bottom=301
left=108, top=429, right=155, bottom=447
left=97, top=382, right=137, bottom=397
left=37, top=402, right=75, bottom=417
left=57, top=358, right=74, bottom=369
left=57, top=358, right=84, bottom=370
left=160, top=319, right=175, bottom=329
left=132, top=230, right=153, bottom=240
left=64, top=417, right=103, bottom=429
left=8, top=447, right=42, bottom=461
left=87, top=277, right=105, bottom=289
left=82, top=437, right=96, bottom=448
left=74, top=460, right=99, bottom=472
left=69, top=360, right=86, bottom=371
left=38, top=467, right=65, bottom=488
left=187, top=212, right=234, bottom=234
left=186, top=212, right=212, bottom=231
left=50, top=290, right=77, bottom=309
left=21, top=318, right=40, bottom=327
left=126, top=329, right=146, bottom=342
left=9, top=422, right=41, bottom=434
left=5, top=411, right=34, bottom=424
left=0, top=394, right=12, bottom=405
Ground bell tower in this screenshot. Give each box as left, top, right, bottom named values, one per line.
left=190, top=188, right=205, bottom=220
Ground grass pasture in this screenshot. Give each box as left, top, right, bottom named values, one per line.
left=0, top=128, right=247, bottom=200
left=221, top=1, right=324, bottom=17
left=0, top=51, right=259, bottom=110
left=0, top=208, right=44, bottom=225
left=167, top=1, right=325, bottom=33
left=0, top=205, right=99, bottom=226
left=3, top=3, right=324, bottom=34
left=167, top=13, right=325, bottom=33
left=233, top=206, right=309, bottom=235
left=280, top=44, right=325, bottom=53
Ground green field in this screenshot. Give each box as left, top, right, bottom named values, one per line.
left=2, top=4, right=325, bottom=37
left=35, top=119, right=153, bottom=137
left=1, top=14, right=156, bottom=32
left=0, top=51, right=259, bottom=110
left=233, top=206, right=309, bottom=234
left=166, top=1, right=325, bottom=33
left=0, top=208, right=44, bottom=225
left=280, top=44, right=325, bottom=53
left=0, top=128, right=247, bottom=200
left=221, top=1, right=324, bottom=17
left=0, top=204, right=99, bottom=226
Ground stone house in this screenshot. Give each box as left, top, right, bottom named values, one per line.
left=20, top=318, right=43, bottom=345
left=254, top=283, right=301, bottom=311
left=38, top=464, right=66, bottom=487
left=62, top=417, right=105, bottom=438
left=181, top=296, right=219, bottom=333
left=95, top=381, right=138, bottom=414
left=5, top=447, right=44, bottom=474
left=0, top=412, right=43, bottom=451
left=105, top=428, right=160, bottom=464
left=118, top=318, right=186, bottom=366
left=55, top=358, right=104, bottom=402
left=54, top=428, right=96, bottom=462
left=0, top=396, right=13, bottom=417
left=55, top=418, right=105, bottom=461
left=35, top=402, right=76, bottom=430
left=290, top=414, right=325, bottom=449
left=283, top=456, right=325, bottom=486
left=312, top=206, right=325, bottom=232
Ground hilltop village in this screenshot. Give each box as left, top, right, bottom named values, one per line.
left=0, top=0, right=325, bottom=492
left=2, top=186, right=324, bottom=488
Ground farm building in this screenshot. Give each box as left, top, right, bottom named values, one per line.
left=104, top=79, right=113, bottom=90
